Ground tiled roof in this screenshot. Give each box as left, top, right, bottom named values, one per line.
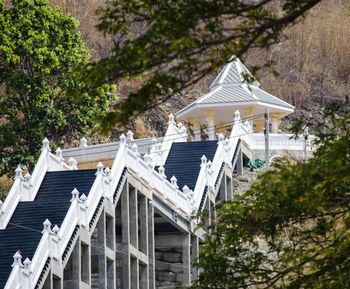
left=250, top=87, right=294, bottom=109
left=198, top=86, right=255, bottom=104
left=0, top=169, right=96, bottom=288
left=188, top=85, right=294, bottom=110
left=209, top=58, right=259, bottom=90
left=163, top=141, right=218, bottom=191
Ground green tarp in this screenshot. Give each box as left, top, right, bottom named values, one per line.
left=248, top=158, right=266, bottom=169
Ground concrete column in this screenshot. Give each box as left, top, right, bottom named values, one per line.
left=190, top=236, right=199, bottom=282
left=226, top=176, right=233, bottom=201
left=219, top=175, right=227, bottom=202
left=139, top=196, right=148, bottom=255
left=121, top=184, right=130, bottom=289
left=148, top=201, right=155, bottom=289
left=236, top=149, right=243, bottom=175
left=129, top=186, right=138, bottom=249
left=139, top=195, right=149, bottom=288
left=203, top=110, right=216, bottom=140
left=182, top=234, right=191, bottom=286
left=131, top=258, right=139, bottom=289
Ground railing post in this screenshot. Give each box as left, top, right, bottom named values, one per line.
left=55, top=147, right=64, bottom=170
left=14, top=166, right=24, bottom=196
left=103, top=167, right=112, bottom=199
left=12, top=251, right=23, bottom=286
left=158, top=166, right=167, bottom=200
left=79, top=194, right=88, bottom=227
left=68, top=157, right=78, bottom=170
left=42, top=219, right=53, bottom=259
left=51, top=225, right=62, bottom=262
left=22, top=257, right=33, bottom=289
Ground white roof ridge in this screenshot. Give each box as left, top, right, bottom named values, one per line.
left=197, top=86, right=222, bottom=104
left=218, top=62, right=233, bottom=85
left=242, top=83, right=259, bottom=100
left=252, top=86, right=294, bottom=108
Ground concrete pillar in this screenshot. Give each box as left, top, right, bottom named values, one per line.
left=129, top=185, right=138, bottom=249
left=139, top=195, right=149, bottom=288
left=236, top=149, right=243, bottom=176
left=121, top=184, right=130, bottom=289
left=131, top=258, right=139, bottom=289
left=226, top=176, right=233, bottom=201
left=219, top=175, right=227, bottom=202
left=139, top=195, right=148, bottom=255
left=191, top=236, right=199, bottom=282
left=148, top=201, right=155, bottom=289
left=182, top=234, right=191, bottom=286
left=203, top=110, right=216, bottom=140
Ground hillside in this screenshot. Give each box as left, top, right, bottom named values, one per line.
left=48, top=0, right=350, bottom=144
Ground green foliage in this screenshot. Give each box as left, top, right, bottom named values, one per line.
left=0, top=0, right=116, bottom=176
left=83, top=0, right=321, bottom=130
left=192, top=101, right=350, bottom=288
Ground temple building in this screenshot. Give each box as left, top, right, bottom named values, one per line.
left=177, top=58, right=294, bottom=140
left=0, top=58, right=314, bottom=289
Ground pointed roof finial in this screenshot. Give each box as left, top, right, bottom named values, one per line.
left=71, top=188, right=79, bottom=202
left=168, top=113, right=175, bottom=125
left=42, top=219, right=52, bottom=233
left=182, top=185, right=190, bottom=194
left=158, top=166, right=166, bottom=179
left=55, top=147, right=63, bottom=159
left=234, top=110, right=241, bottom=124
left=42, top=137, right=50, bottom=151
left=52, top=225, right=60, bottom=236
left=80, top=137, right=88, bottom=147
left=201, top=155, right=207, bottom=167
left=131, top=143, right=139, bottom=154
left=127, top=130, right=134, bottom=141
left=23, top=257, right=31, bottom=270
left=12, top=251, right=22, bottom=267
left=15, top=166, right=23, bottom=180
left=170, top=175, right=178, bottom=188
left=80, top=193, right=87, bottom=206
left=96, top=162, right=104, bottom=175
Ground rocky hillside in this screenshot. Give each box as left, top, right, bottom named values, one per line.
left=48, top=0, right=350, bottom=145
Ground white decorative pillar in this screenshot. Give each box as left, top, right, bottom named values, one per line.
left=203, top=109, right=216, bottom=140
left=80, top=137, right=88, bottom=147
left=68, top=157, right=78, bottom=170
left=22, top=257, right=33, bottom=289
left=234, top=110, right=241, bottom=125
left=270, top=112, right=283, bottom=133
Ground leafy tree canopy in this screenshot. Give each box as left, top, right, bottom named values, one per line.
left=0, top=0, right=116, bottom=176
left=192, top=101, right=350, bottom=289
left=83, top=0, right=321, bottom=131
